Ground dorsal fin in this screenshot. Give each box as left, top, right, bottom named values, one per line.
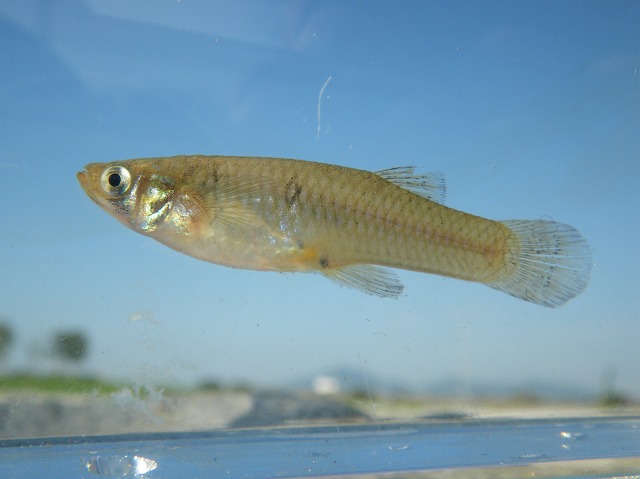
left=375, top=166, right=446, bottom=204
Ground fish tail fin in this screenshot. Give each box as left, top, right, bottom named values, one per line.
left=489, top=220, right=591, bottom=308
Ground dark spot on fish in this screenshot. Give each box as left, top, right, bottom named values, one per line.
left=319, top=257, right=329, bottom=268
left=285, top=180, right=302, bottom=206
left=297, top=240, right=305, bottom=249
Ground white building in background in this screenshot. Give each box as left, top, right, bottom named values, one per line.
left=312, top=375, right=341, bottom=395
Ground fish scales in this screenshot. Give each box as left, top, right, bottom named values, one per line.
left=78, top=155, right=591, bottom=307
left=167, top=156, right=505, bottom=281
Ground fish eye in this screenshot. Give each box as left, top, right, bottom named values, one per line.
left=100, top=165, right=131, bottom=196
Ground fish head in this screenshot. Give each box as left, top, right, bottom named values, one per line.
left=77, top=161, right=176, bottom=234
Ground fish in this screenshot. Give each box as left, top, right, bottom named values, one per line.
left=77, top=155, right=591, bottom=307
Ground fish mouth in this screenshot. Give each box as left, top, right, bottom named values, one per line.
left=77, top=168, right=100, bottom=206
left=77, top=169, right=90, bottom=193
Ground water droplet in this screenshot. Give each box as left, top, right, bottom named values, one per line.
left=388, top=445, right=411, bottom=451
left=84, top=455, right=157, bottom=476
left=515, top=454, right=547, bottom=460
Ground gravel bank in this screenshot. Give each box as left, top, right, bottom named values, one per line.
left=0, top=390, right=366, bottom=438
left=1, top=390, right=636, bottom=439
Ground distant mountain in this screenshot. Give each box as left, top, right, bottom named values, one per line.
left=291, top=366, right=598, bottom=402
left=289, top=366, right=412, bottom=395
left=424, top=376, right=596, bottom=402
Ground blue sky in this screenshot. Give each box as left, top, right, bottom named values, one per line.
left=0, top=1, right=638, bottom=400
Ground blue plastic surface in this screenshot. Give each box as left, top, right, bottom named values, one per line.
left=1, top=417, right=639, bottom=479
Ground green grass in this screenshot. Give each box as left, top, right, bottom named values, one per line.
left=0, top=373, right=123, bottom=394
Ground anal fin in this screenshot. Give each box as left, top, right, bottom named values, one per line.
left=322, top=264, right=404, bottom=298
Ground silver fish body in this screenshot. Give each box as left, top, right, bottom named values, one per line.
left=78, top=155, right=591, bottom=306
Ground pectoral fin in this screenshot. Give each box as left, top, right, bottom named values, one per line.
left=201, top=176, right=274, bottom=232
left=322, top=264, right=404, bottom=298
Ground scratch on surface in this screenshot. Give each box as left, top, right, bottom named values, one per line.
left=316, top=75, right=332, bottom=138
left=357, top=352, right=380, bottom=425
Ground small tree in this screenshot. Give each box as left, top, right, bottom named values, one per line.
left=53, top=332, right=88, bottom=362
left=0, top=322, right=13, bottom=360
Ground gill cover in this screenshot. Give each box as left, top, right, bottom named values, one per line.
left=136, top=175, right=175, bottom=232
